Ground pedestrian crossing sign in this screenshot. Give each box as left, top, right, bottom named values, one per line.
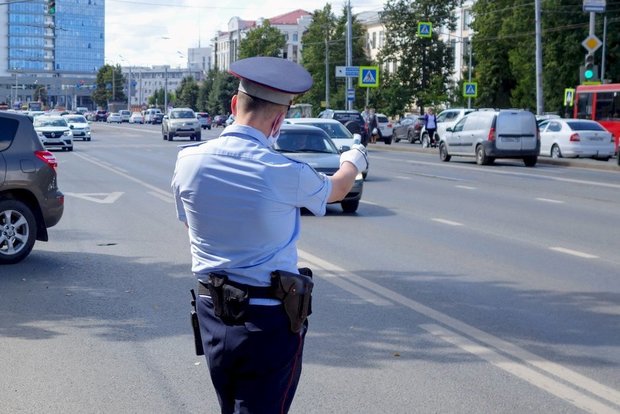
left=564, top=88, right=575, bottom=106
left=358, top=66, right=379, bottom=88
left=463, top=82, right=478, bottom=98
left=417, top=22, right=432, bottom=38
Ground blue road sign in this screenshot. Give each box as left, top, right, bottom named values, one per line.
left=463, top=82, right=478, bottom=98
left=417, top=22, right=432, bottom=38
left=358, top=66, right=379, bottom=88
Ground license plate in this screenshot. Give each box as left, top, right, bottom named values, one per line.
left=590, top=137, right=603, bottom=141
left=501, top=137, right=518, bottom=142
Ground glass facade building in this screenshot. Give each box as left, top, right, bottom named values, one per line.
left=7, top=0, right=104, bottom=74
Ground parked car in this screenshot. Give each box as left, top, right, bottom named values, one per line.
left=33, top=115, right=74, bottom=151
left=439, top=109, right=539, bottom=167
left=129, top=112, right=145, bottom=124
left=274, top=125, right=364, bottom=213
left=62, top=114, right=91, bottom=141
left=107, top=112, right=122, bottom=123
left=225, top=114, right=235, bottom=126
left=162, top=108, right=201, bottom=141
left=95, top=110, right=108, bottom=122
left=393, top=115, right=425, bottom=143
left=284, top=117, right=369, bottom=179
left=75, top=107, right=89, bottom=115
left=119, top=110, right=131, bottom=122
left=376, top=113, right=393, bottom=145
left=213, top=115, right=226, bottom=127
left=144, top=108, right=163, bottom=124
left=421, top=108, right=475, bottom=148
left=538, top=119, right=614, bottom=160
left=318, top=109, right=369, bottom=145
left=0, top=112, right=64, bottom=264
left=196, top=112, right=212, bottom=130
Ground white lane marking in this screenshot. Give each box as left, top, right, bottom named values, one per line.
left=420, top=324, right=620, bottom=414
left=550, top=247, right=599, bottom=259
left=298, top=249, right=620, bottom=412
left=373, top=155, right=620, bottom=189
left=536, top=198, right=564, bottom=204
left=64, top=192, right=123, bottom=204
left=394, top=175, right=411, bottom=180
left=72, top=152, right=172, bottom=199
left=360, top=200, right=381, bottom=206
left=431, top=218, right=463, bottom=226
left=456, top=185, right=477, bottom=190
left=148, top=191, right=174, bottom=203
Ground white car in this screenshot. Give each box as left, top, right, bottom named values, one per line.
left=119, top=110, right=131, bottom=122
left=107, top=112, right=122, bottom=123
left=62, top=114, right=91, bottom=141
left=538, top=119, right=614, bottom=160
left=421, top=108, right=475, bottom=148
left=285, top=117, right=369, bottom=179
left=33, top=116, right=74, bottom=151
left=376, top=113, right=393, bottom=145
left=129, top=112, right=144, bottom=124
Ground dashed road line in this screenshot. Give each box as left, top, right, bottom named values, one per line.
left=550, top=246, right=598, bottom=259
left=432, top=218, right=464, bottom=226
left=536, top=197, right=565, bottom=204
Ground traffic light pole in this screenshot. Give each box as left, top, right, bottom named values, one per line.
left=534, top=0, right=543, bottom=115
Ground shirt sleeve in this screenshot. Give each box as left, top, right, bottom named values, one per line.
left=296, top=164, right=332, bottom=216
left=171, top=157, right=187, bottom=224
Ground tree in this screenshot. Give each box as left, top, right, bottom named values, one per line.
left=33, top=85, right=48, bottom=106
left=91, top=64, right=126, bottom=108
left=197, top=70, right=217, bottom=112
left=301, top=4, right=370, bottom=114
left=175, top=76, right=199, bottom=109
left=379, top=0, right=459, bottom=114
left=238, top=20, right=286, bottom=59
left=207, top=71, right=239, bottom=115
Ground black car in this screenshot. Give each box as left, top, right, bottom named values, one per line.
left=95, top=110, right=108, bottom=122
left=318, top=109, right=369, bottom=145
left=0, top=112, right=64, bottom=264
left=393, top=115, right=425, bottom=144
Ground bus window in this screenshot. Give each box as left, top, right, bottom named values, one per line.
left=595, top=92, right=620, bottom=120
left=576, top=93, right=591, bottom=119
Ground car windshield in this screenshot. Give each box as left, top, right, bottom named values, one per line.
left=274, top=131, right=338, bottom=153
left=333, top=112, right=360, bottom=122
left=566, top=121, right=606, bottom=131
left=65, top=116, right=86, bottom=123
left=35, top=118, right=67, bottom=127
left=171, top=111, right=194, bottom=119
left=296, top=122, right=353, bottom=139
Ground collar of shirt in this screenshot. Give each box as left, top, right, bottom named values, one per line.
left=221, top=124, right=270, bottom=147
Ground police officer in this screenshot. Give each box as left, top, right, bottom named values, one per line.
left=171, top=56, right=367, bottom=414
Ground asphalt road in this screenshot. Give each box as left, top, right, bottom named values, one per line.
left=1, top=122, right=619, bottom=413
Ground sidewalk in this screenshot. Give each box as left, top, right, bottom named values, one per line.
left=369, top=143, right=620, bottom=172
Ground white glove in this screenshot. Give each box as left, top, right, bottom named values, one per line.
left=339, top=144, right=368, bottom=172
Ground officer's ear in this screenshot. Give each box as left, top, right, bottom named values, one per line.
left=231, top=95, right=239, bottom=116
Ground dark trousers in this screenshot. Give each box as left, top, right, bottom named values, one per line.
left=197, top=296, right=307, bottom=414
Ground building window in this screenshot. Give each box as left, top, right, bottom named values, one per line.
left=292, top=32, right=298, bottom=42
left=379, top=31, right=384, bottom=48
left=464, top=10, right=472, bottom=29
left=372, top=32, right=376, bottom=49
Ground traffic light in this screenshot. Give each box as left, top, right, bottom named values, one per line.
left=48, top=0, right=55, bottom=15
left=580, top=54, right=599, bottom=83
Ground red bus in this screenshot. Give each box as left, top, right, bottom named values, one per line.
left=574, top=83, right=620, bottom=152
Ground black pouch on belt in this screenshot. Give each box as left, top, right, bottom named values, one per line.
left=189, top=289, right=205, bottom=356
left=271, top=269, right=314, bottom=333
left=203, top=272, right=249, bottom=325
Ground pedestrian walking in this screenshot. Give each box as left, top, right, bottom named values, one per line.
left=368, top=108, right=382, bottom=144
left=171, top=56, right=368, bottom=414
left=424, top=108, right=438, bottom=147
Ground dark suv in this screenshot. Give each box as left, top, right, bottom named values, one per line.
left=0, top=112, right=64, bottom=264
left=95, top=110, right=108, bottom=122
left=319, top=109, right=369, bottom=145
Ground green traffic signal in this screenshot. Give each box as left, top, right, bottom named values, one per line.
left=48, top=0, right=55, bottom=15
left=584, top=68, right=595, bottom=80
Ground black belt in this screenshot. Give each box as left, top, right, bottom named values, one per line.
left=197, top=278, right=274, bottom=299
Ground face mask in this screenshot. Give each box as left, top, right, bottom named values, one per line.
left=267, top=113, right=285, bottom=146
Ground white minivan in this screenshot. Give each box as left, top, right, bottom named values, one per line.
left=439, top=109, right=540, bottom=167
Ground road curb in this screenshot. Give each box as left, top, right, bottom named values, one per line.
left=368, top=142, right=620, bottom=172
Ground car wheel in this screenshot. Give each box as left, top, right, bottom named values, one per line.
left=476, top=145, right=490, bottom=165
left=0, top=199, right=37, bottom=264
left=551, top=144, right=562, bottom=159
left=162, top=129, right=167, bottom=140
left=439, top=142, right=451, bottom=162
left=407, top=131, right=414, bottom=143
left=67, top=147, right=73, bottom=152
left=421, top=134, right=430, bottom=148
left=384, top=136, right=392, bottom=145
left=87, top=138, right=91, bottom=141
left=196, top=133, right=201, bottom=141
left=523, top=156, right=537, bottom=167
left=208, top=126, right=211, bottom=130
left=362, top=171, right=367, bottom=180
left=341, top=199, right=359, bottom=213
left=168, top=132, right=174, bottom=141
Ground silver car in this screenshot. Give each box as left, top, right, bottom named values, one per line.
left=162, top=108, right=201, bottom=141
left=63, top=114, right=91, bottom=141
left=274, top=125, right=364, bottom=213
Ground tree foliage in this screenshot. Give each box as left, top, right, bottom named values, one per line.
left=175, top=76, right=199, bottom=109
left=301, top=4, right=370, bottom=114
left=378, top=0, right=459, bottom=114
left=472, top=0, right=620, bottom=113
left=239, top=20, right=287, bottom=59
left=91, top=64, right=126, bottom=108
left=207, top=71, right=239, bottom=115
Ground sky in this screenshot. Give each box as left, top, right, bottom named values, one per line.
left=105, top=0, right=382, bottom=68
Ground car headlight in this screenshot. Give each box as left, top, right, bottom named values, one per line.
left=355, top=172, right=363, bottom=181
left=64, top=130, right=71, bottom=136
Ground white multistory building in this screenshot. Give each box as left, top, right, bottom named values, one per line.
left=212, top=9, right=312, bottom=71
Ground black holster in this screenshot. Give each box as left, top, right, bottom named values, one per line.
left=271, top=269, right=314, bottom=333
left=190, top=289, right=204, bottom=356
left=202, top=273, right=250, bottom=325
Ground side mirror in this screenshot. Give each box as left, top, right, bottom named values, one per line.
left=352, top=133, right=362, bottom=145
left=341, top=145, right=351, bottom=152
left=446, top=127, right=453, bottom=132
left=69, top=125, right=74, bottom=129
